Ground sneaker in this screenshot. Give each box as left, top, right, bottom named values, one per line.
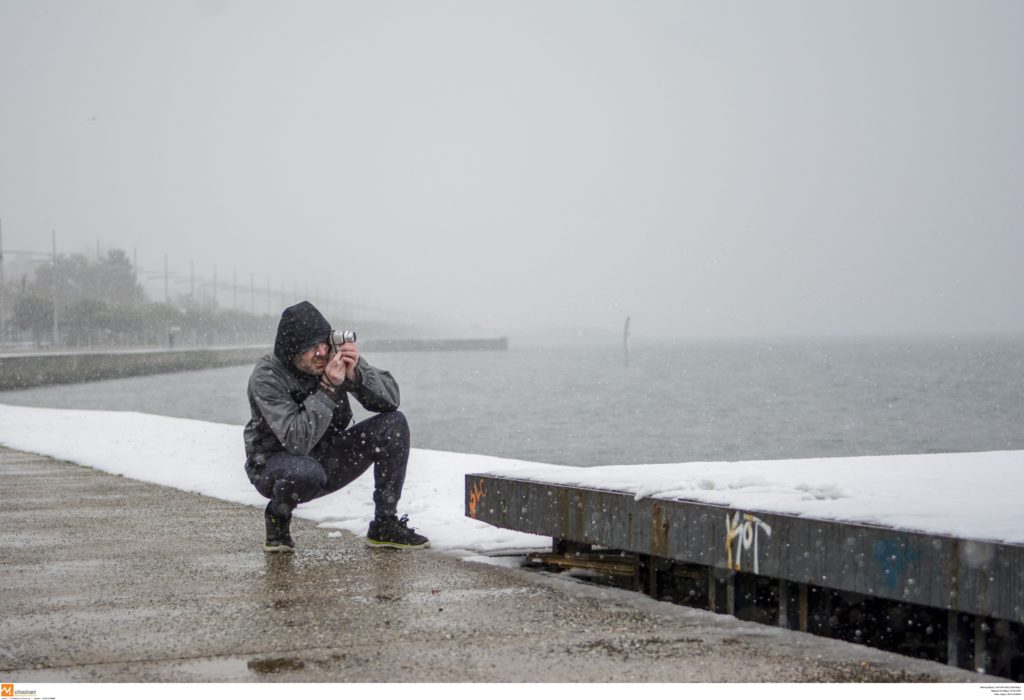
left=366, top=514, right=430, bottom=550
left=264, top=504, right=295, bottom=553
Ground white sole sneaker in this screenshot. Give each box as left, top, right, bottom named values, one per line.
left=365, top=537, right=430, bottom=550
left=263, top=542, right=295, bottom=553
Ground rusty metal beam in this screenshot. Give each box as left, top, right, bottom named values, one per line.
left=465, top=474, right=1024, bottom=626
left=525, top=552, right=638, bottom=577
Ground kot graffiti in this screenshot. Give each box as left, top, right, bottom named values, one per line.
left=725, top=512, right=772, bottom=574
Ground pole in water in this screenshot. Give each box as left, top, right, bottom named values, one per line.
left=623, top=315, right=631, bottom=367
left=52, top=230, right=59, bottom=347
left=0, top=217, right=5, bottom=348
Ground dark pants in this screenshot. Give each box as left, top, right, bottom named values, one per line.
left=253, top=411, right=410, bottom=522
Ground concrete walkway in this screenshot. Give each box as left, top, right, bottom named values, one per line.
left=0, top=446, right=997, bottom=683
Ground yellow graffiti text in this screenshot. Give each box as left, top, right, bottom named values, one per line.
left=725, top=512, right=772, bottom=574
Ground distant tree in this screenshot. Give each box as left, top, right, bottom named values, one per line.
left=65, top=298, right=111, bottom=347
left=33, top=254, right=88, bottom=310
left=30, top=249, right=144, bottom=313
left=107, top=302, right=144, bottom=344
left=97, top=249, right=145, bottom=306
left=10, top=249, right=280, bottom=348
left=141, top=302, right=184, bottom=346
left=12, top=294, right=53, bottom=347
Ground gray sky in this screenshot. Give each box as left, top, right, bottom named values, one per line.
left=1, top=0, right=1022, bottom=338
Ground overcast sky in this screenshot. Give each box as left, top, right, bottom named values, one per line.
left=1, top=0, right=1021, bottom=338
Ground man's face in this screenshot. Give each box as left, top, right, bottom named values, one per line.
left=293, top=341, right=331, bottom=376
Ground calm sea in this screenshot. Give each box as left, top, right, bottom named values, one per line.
left=2, top=336, right=1022, bottom=466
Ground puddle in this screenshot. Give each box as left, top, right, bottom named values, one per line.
left=164, top=656, right=252, bottom=681
left=247, top=656, right=307, bottom=673
left=165, top=654, right=311, bottom=680
left=407, top=586, right=540, bottom=604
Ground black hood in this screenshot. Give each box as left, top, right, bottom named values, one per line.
left=273, top=301, right=332, bottom=365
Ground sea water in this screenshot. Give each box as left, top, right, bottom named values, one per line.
left=2, top=335, right=1022, bottom=466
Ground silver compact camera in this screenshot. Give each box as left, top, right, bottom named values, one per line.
left=330, top=329, right=357, bottom=353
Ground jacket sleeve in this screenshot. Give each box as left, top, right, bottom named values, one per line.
left=249, top=368, right=337, bottom=456
left=347, top=356, right=401, bottom=413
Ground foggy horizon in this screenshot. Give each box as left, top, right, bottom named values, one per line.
left=2, top=0, right=1022, bottom=340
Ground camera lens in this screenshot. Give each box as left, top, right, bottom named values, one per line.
left=332, top=330, right=357, bottom=346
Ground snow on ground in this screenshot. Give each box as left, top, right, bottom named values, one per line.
left=1, top=403, right=1022, bottom=549
left=0, top=403, right=550, bottom=553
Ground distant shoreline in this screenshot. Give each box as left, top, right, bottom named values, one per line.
left=0, top=338, right=508, bottom=390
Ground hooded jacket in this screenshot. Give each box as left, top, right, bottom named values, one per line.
left=243, top=301, right=400, bottom=480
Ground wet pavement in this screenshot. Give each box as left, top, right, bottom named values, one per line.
left=0, top=446, right=1000, bottom=683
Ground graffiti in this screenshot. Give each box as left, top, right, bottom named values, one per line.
left=872, top=539, right=920, bottom=590
left=468, top=479, right=486, bottom=519
left=725, top=512, right=772, bottom=574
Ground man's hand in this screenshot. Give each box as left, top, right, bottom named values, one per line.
left=339, top=342, right=360, bottom=383
left=323, top=348, right=346, bottom=386
left=324, top=343, right=360, bottom=386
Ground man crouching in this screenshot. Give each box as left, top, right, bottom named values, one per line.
left=243, top=300, right=428, bottom=552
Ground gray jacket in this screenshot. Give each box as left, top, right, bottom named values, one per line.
left=243, top=352, right=400, bottom=479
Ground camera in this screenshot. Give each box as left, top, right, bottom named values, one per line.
left=330, top=329, right=357, bottom=353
